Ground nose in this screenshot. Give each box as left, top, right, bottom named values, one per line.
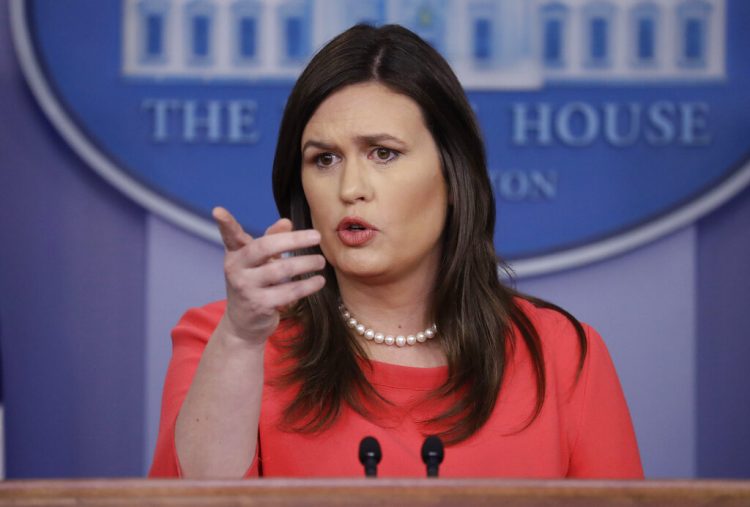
left=338, top=157, right=374, bottom=204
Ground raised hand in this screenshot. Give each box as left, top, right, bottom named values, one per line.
left=212, top=207, right=326, bottom=345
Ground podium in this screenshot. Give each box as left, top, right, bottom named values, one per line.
left=2, top=479, right=750, bottom=506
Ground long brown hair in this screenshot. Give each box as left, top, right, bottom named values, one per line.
left=272, top=24, right=587, bottom=444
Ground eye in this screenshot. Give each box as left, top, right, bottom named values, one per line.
left=370, top=147, right=399, bottom=164
left=314, top=152, right=340, bottom=168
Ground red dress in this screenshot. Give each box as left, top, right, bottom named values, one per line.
left=149, top=299, right=643, bottom=478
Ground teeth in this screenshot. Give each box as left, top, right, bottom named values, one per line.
left=349, top=224, right=365, bottom=230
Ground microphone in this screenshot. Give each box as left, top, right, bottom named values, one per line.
left=421, top=435, right=444, bottom=477
left=358, top=436, right=382, bottom=477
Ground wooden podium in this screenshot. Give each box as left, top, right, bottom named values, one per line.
left=2, top=479, right=750, bottom=506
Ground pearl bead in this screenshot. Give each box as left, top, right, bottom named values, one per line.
left=338, top=303, right=436, bottom=349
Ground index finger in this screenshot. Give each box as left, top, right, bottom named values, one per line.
left=213, top=207, right=252, bottom=252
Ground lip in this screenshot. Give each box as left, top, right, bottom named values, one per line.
left=336, top=216, right=378, bottom=247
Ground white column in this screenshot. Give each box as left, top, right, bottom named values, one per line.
left=613, top=3, right=628, bottom=75
left=263, top=0, right=280, bottom=75
left=214, top=1, right=232, bottom=75
left=567, top=2, right=583, bottom=76
left=661, top=0, right=678, bottom=75
left=708, top=0, right=726, bottom=77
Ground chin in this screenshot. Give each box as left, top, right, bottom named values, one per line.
left=337, top=263, right=388, bottom=280
left=332, top=254, right=389, bottom=280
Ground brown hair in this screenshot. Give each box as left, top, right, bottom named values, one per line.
left=272, top=24, right=587, bottom=444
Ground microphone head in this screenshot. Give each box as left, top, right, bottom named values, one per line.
left=359, top=436, right=382, bottom=465
left=421, top=435, right=444, bottom=465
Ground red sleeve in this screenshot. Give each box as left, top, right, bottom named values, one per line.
left=148, top=301, right=260, bottom=478
left=567, top=325, right=644, bottom=478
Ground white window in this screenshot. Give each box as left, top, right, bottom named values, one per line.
left=541, top=2, right=569, bottom=68
left=630, top=2, right=659, bottom=67
left=583, top=2, right=616, bottom=69
left=469, top=2, right=497, bottom=65
left=677, top=0, right=711, bottom=68
left=185, top=0, right=216, bottom=65
left=138, top=0, right=170, bottom=64
left=232, top=1, right=263, bottom=65
left=278, top=0, right=312, bottom=64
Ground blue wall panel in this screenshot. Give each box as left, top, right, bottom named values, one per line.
left=0, top=6, right=147, bottom=477
left=697, top=184, right=750, bottom=477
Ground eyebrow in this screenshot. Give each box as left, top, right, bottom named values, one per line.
left=301, top=133, right=407, bottom=153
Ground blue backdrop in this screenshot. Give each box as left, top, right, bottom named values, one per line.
left=1, top=1, right=749, bottom=478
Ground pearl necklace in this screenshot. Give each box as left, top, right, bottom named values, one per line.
left=339, top=304, right=437, bottom=347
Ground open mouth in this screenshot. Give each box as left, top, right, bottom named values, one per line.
left=337, top=217, right=378, bottom=232
left=336, top=217, right=378, bottom=246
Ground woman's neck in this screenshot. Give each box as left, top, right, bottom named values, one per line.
left=335, top=267, right=446, bottom=367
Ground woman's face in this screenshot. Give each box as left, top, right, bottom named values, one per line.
left=300, top=82, right=448, bottom=285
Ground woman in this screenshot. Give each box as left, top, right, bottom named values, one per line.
left=150, top=24, right=642, bottom=478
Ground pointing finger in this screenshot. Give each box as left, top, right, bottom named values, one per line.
left=213, top=207, right=252, bottom=252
